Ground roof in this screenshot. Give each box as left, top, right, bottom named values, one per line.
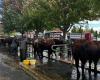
left=52, top=28, right=62, bottom=32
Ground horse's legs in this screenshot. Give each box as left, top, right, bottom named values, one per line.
left=48, top=51, right=51, bottom=60
left=94, top=59, right=98, bottom=76
left=88, top=60, right=92, bottom=74
left=81, top=61, right=86, bottom=76
left=51, top=51, right=57, bottom=59
left=54, top=51, right=57, bottom=59
left=37, top=49, right=43, bottom=62
left=40, top=51, right=43, bottom=63
left=75, top=59, right=80, bottom=76
left=48, top=50, right=52, bottom=61
left=33, top=48, right=37, bottom=59
left=68, top=49, right=71, bottom=60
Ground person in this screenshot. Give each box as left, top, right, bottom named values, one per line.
left=19, top=37, right=27, bottom=62
left=11, top=38, right=18, bottom=57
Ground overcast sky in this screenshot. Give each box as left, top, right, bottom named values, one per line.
left=88, top=20, right=100, bottom=31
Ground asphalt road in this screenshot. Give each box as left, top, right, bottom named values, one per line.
left=0, top=52, right=36, bottom=80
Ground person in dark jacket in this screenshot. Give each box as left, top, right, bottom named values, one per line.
left=19, top=37, right=27, bottom=62
left=11, top=38, right=18, bottom=57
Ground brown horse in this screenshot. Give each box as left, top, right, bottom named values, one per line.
left=71, top=39, right=100, bottom=76
left=33, top=38, right=64, bottom=61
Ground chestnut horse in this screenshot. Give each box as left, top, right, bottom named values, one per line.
left=71, top=39, right=100, bottom=76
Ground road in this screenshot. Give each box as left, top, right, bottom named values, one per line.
left=26, top=44, right=100, bottom=80
left=42, top=51, right=100, bottom=80
left=0, top=51, right=36, bottom=80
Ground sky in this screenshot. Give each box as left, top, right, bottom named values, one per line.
left=88, top=20, right=100, bottom=31
left=74, top=20, right=100, bottom=32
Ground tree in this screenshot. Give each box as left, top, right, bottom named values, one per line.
left=98, top=32, right=100, bottom=37
left=20, top=0, right=50, bottom=37
left=93, top=31, right=98, bottom=40
left=90, top=28, right=94, bottom=33
left=38, top=0, right=100, bottom=40
left=3, top=0, right=36, bottom=35
left=90, top=0, right=100, bottom=19
left=3, top=9, right=19, bottom=33
left=3, top=0, right=24, bottom=34
left=71, top=26, right=78, bottom=33
left=71, top=26, right=84, bottom=33
left=3, top=0, right=100, bottom=39
left=77, top=27, right=83, bottom=33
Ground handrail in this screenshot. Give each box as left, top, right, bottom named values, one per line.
left=51, top=44, right=68, bottom=51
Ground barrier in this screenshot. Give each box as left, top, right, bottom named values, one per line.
left=51, top=44, right=72, bottom=60
left=51, top=44, right=67, bottom=51
left=51, top=44, right=68, bottom=58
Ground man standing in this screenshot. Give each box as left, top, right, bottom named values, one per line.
left=20, top=37, right=27, bottom=62
left=11, top=38, right=18, bottom=57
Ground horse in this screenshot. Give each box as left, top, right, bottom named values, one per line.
left=32, top=38, right=65, bottom=61
left=33, top=38, right=54, bottom=61
left=71, top=39, right=100, bottom=77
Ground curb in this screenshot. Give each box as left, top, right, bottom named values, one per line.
left=19, top=58, right=74, bottom=80
left=20, top=64, right=52, bottom=80
left=3, top=57, right=52, bottom=80
left=19, top=65, right=39, bottom=80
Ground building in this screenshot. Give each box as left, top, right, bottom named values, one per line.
left=44, top=28, right=63, bottom=39
left=67, top=32, right=97, bottom=41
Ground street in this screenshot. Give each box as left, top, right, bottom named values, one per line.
left=0, top=49, right=36, bottom=80
left=1, top=46, right=100, bottom=80
left=41, top=51, right=100, bottom=80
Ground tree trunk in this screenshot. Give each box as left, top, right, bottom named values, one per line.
left=62, top=24, right=71, bottom=41
left=21, top=32, right=24, bottom=38
left=62, top=25, right=68, bottom=41
left=35, top=30, right=39, bottom=39
left=62, top=29, right=66, bottom=41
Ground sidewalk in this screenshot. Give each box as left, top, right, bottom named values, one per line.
left=20, top=59, right=74, bottom=80
left=0, top=47, right=74, bottom=80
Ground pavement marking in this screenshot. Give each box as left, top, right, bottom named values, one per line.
left=20, top=64, right=52, bottom=80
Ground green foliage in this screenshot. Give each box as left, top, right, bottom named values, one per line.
left=71, top=26, right=84, bottom=33
left=3, top=0, right=24, bottom=33
left=93, top=31, right=98, bottom=37
left=90, top=28, right=94, bottom=33
left=77, top=27, right=84, bottom=33
left=3, top=9, right=19, bottom=33
left=3, top=0, right=100, bottom=37
left=98, top=32, right=100, bottom=37
left=71, top=26, right=77, bottom=33
left=38, top=0, right=100, bottom=39
left=21, top=0, right=48, bottom=37
left=45, top=0, right=93, bottom=30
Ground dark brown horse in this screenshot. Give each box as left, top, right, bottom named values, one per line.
left=33, top=38, right=64, bottom=61
left=71, top=39, right=100, bottom=76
